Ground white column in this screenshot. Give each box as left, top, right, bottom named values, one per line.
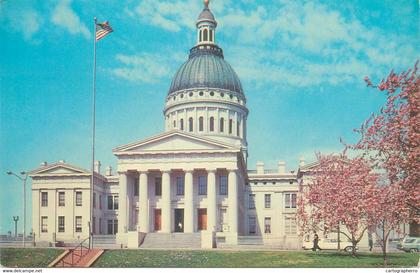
left=184, top=170, right=194, bottom=233
left=162, top=170, right=171, bottom=233
left=208, top=169, right=217, bottom=232
left=118, top=172, right=128, bottom=233
left=228, top=170, right=238, bottom=233
left=139, top=172, right=149, bottom=233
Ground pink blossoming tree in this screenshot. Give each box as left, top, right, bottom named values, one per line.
left=298, top=152, right=379, bottom=257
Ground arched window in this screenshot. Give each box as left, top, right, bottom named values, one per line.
left=237, top=121, right=240, bottom=136
left=229, top=119, right=233, bottom=134
left=203, top=29, right=208, bottom=41
left=209, top=117, right=214, bottom=132
left=199, top=30, right=202, bottom=42
left=209, top=29, right=213, bottom=42
left=189, top=117, right=193, bottom=132
left=199, top=117, right=204, bottom=132
left=220, top=117, right=224, bottom=133
left=180, top=119, right=184, bottom=131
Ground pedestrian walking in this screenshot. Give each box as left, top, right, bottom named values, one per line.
left=312, top=233, right=322, bottom=251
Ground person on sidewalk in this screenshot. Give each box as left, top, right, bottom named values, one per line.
left=312, top=233, right=322, bottom=251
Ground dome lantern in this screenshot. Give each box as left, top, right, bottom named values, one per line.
left=196, top=0, right=217, bottom=45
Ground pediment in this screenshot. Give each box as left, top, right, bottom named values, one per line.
left=29, top=163, right=90, bottom=177
left=113, top=130, right=238, bottom=154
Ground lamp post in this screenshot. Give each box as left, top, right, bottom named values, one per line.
left=7, top=171, right=28, bottom=247
left=13, top=216, right=19, bottom=238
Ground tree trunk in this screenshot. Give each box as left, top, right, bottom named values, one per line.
left=337, top=225, right=341, bottom=251
left=382, top=240, right=388, bottom=266
left=352, top=238, right=358, bottom=257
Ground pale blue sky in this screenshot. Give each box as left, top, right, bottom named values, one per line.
left=0, top=0, right=418, bottom=234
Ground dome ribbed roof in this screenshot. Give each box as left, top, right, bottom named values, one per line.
left=168, top=46, right=243, bottom=94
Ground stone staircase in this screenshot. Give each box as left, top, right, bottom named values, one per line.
left=141, top=233, right=201, bottom=249
left=92, top=235, right=118, bottom=249
left=50, top=248, right=104, bottom=267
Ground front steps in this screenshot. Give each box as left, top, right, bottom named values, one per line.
left=92, top=235, right=118, bottom=249
left=141, top=232, right=201, bottom=249
left=49, top=248, right=104, bottom=267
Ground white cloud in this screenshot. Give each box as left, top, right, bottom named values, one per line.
left=51, top=0, right=90, bottom=39
left=2, top=8, right=43, bottom=41
left=122, top=0, right=417, bottom=89
left=110, top=52, right=185, bottom=84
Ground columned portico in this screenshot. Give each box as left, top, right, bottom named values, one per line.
left=207, top=169, right=217, bottom=232
left=118, top=172, right=128, bottom=233
left=228, top=170, right=238, bottom=234
left=139, top=171, right=149, bottom=232
left=184, top=170, right=194, bottom=233
left=162, top=170, right=171, bottom=233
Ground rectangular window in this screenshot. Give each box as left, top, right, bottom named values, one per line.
left=108, top=195, right=113, bottom=210
left=99, top=195, right=102, bottom=210
left=155, top=177, right=162, bottom=196
left=76, top=191, right=82, bottom=206
left=41, top=216, right=48, bottom=233
left=75, top=216, right=82, bottom=232
left=176, top=177, right=184, bottom=195
left=58, top=192, right=65, bottom=206
left=237, top=121, right=240, bottom=136
left=285, top=217, right=297, bottom=235
left=248, top=216, right=256, bottom=234
left=114, top=196, right=119, bottom=210
left=219, top=175, right=228, bottom=195
left=134, top=178, right=139, bottom=196
left=99, top=218, right=102, bottom=234
left=107, top=220, right=113, bottom=235
left=108, top=219, right=118, bottom=234
left=58, top=216, right=65, bottom=232
left=285, top=193, right=297, bottom=208
left=41, top=192, right=48, bottom=207
left=249, top=194, right=255, bottom=209
left=93, top=192, right=96, bottom=208
left=198, top=176, right=207, bottom=195
left=265, top=194, right=271, bottom=208
left=229, top=118, right=233, bottom=134
left=93, top=217, right=96, bottom=234
left=264, top=217, right=271, bottom=234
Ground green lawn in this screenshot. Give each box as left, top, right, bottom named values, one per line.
left=94, top=249, right=420, bottom=268
left=0, top=248, right=64, bottom=268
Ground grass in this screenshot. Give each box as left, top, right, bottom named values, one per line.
left=0, top=248, right=64, bottom=268
left=93, top=249, right=420, bottom=268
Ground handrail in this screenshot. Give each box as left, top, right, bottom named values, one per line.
left=58, top=237, right=90, bottom=267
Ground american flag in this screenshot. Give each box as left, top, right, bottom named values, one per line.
left=96, top=21, right=113, bottom=41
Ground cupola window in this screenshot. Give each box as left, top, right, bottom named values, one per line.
left=199, top=30, right=202, bottom=42
left=203, top=29, right=208, bottom=41
left=209, top=29, right=213, bottom=42
left=229, top=119, right=233, bottom=134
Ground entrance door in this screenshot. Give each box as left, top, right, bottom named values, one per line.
left=154, top=209, right=161, bottom=231
left=174, top=209, right=184, bottom=232
left=198, top=208, right=207, bottom=231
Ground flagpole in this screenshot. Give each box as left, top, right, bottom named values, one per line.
left=90, top=16, right=97, bottom=250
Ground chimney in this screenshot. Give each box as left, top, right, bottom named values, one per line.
left=105, top=166, right=112, bottom=176
left=94, top=160, right=101, bottom=174
left=278, top=161, right=286, bottom=174
left=299, top=157, right=305, bottom=167
left=256, top=161, right=264, bottom=174
left=41, top=162, right=48, bottom=167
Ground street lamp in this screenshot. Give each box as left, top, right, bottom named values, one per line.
left=7, top=170, right=28, bottom=247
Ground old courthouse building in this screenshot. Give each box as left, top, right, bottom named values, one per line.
left=29, top=1, right=305, bottom=249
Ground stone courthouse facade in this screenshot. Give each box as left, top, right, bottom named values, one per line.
left=29, top=1, right=307, bottom=249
